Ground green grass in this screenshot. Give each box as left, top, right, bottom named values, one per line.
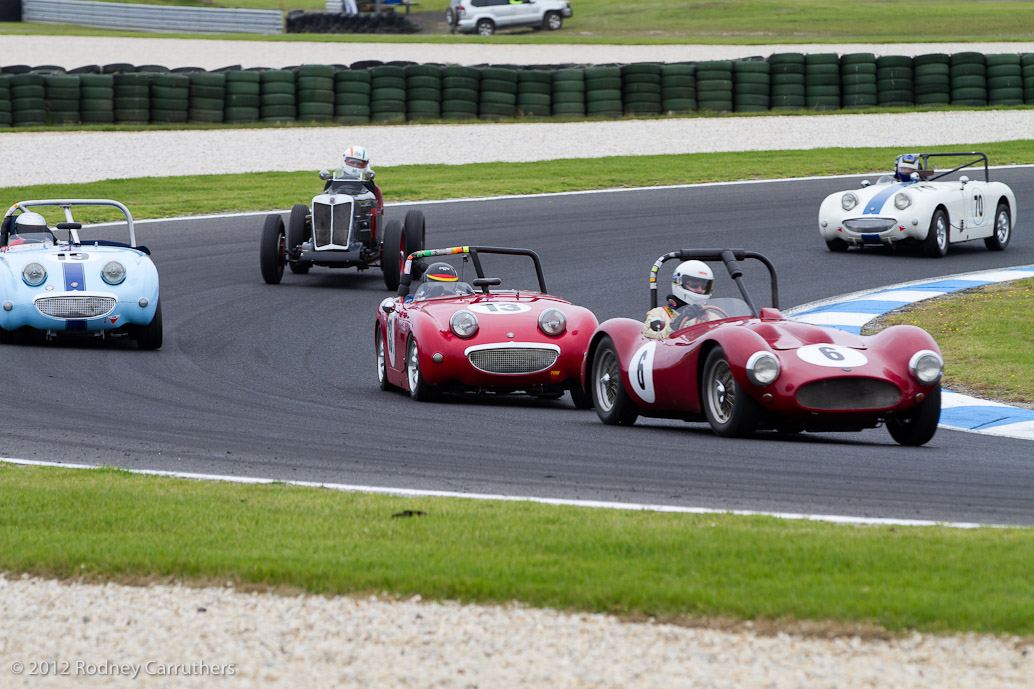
left=2, top=463, right=1032, bottom=635
left=5, top=139, right=1034, bottom=224
left=873, top=278, right=1034, bottom=405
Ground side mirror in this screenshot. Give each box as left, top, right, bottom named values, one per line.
left=318, top=169, right=331, bottom=180
left=860, top=180, right=871, bottom=188
left=380, top=297, right=395, bottom=314
left=959, top=175, right=970, bottom=186
left=473, top=278, right=502, bottom=287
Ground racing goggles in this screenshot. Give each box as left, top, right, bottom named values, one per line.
left=680, top=275, right=713, bottom=294
left=344, top=156, right=368, bottom=169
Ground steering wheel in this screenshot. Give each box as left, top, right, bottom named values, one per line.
left=700, top=304, right=729, bottom=319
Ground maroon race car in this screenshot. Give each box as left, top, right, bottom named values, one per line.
left=583, top=248, right=944, bottom=445
left=376, top=245, right=598, bottom=406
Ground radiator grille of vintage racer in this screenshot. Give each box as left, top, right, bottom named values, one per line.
left=332, top=202, right=352, bottom=245
left=35, top=296, right=117, bottom=319
left=467, top=347, right=559, bottom=374
left=796, top=378, right=901, bottom=411
left=843, top=218, right=897, bottom=232
left=312, top=201, right=354, bottom=247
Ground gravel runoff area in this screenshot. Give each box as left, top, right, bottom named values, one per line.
left=2, top=574, right=1032, bottom=689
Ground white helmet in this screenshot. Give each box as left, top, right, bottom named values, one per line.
left=895, top=153, right=921, bottom=181
left=341, top=144, right=370, bottom=179
left=15, top=211, right=48, bottom=231
left=672, top=260, right=714, bottom=305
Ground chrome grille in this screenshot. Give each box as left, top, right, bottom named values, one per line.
left=313, top=203, right=331, bottom=246
left=468, top=347, right=558, bottom=375
left=36, top=296, right=116, bottom=319
left=332, top=201, right=353, bottom=245
left=843, top=218, right=896, bottom=233
left=797, top=378, right=901, bottom=411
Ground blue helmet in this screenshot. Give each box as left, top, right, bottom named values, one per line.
left=895, top=153, right=921, bottom=181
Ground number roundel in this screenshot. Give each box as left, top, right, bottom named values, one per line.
left=795, top=343, right=869, bottom=368
left=468, top=302, right=531, bottom=315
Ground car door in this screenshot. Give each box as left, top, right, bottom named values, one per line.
left=489, top=0, right=519, bottom=26
left=509, top=0, right=539, bottom=27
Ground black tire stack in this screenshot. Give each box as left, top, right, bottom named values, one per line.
left=551, top=67, right=585, bottom=118
left=45, top=74, right=80, bottom=125
left=621, top=62, right=662, bottom=116
left=660, top=63, right=695, bottom=114
left=405, top=64, right=442, bottom=121
left=441, top=64, right=479, bottom=120
left=583, top=65, right=621, bottom=118
left=695, top=60, right=734, bottom=112
left=804, top=53, right=840, bottom=111
left=260, top=69, right=296, bottom=123
left=113, top=72, right=151, bottom=124
left=839, top=53, right=877, bottom=109
left=950, top=51, right=987, bottom=107
left=150, top=73, right=190, bottom=124
left=478, top=66, right=518, bottom=120
left=985, top=53, right=1023, bottom=107
left=296, top=64, right=334, bottom=123
left=1024, top=53, right=1034, bottom=104
left=0, top=76, right=10, bottom=128
left=768, top=53, right=805, bottom=110
left=79, top=73, right=114, bottom=124
left=10, top=73, right=46, bottom=127
left=875, top=55, right=913, bottom=108
left=224, top=69, right=260, bottom=123
left=188, top=72, right=224, bottom=123
left=335, top=68, right=371, bottom=124
left=913, top=53, right=951, bottom=106
left=517, top=68, right=551, bottom=118
left=733, top=59, right=769, bottom=113
left=369, top=64, right=406, bottom=123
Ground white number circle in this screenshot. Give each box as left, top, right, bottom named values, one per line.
left=629, top=341, right=657, bottom=404
left=796, top=344, right=868, bottom=368
left=468, top=302, right=531, bottom=315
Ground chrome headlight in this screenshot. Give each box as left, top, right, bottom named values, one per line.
left=841, top=192, right=859, bottom=211
left=909, top=350, right=943, bottom=386
left=538, top=307, right=567, bottom=336
left=101, top=260, right=126, bottom=285
left=893, top=192, right=912, bottom=210
left=22, top=262, right=47, bottom=286
left=745, top=351, right=780, bottom=386
left=449, top=310, right=478, bottom=339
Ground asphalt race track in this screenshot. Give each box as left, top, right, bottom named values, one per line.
left=3, top=172, right=1033, bottom=525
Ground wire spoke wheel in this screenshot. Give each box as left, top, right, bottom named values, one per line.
left=595, top=347, right=620, bottom=413
left=707, top=358, right=735, bottom=424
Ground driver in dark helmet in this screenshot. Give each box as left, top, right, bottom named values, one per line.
left=414, top=261, right=474, bottom=300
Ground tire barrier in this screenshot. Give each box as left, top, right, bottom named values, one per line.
left=3, top=52, right=1034, bottom=128
left=284, top=10, right=419, bottom=34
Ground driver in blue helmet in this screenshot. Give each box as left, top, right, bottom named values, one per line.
left=895, top=153, right=925, bottom=182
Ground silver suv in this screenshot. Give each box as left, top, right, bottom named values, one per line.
left=446, top=0, right=572, bottom=35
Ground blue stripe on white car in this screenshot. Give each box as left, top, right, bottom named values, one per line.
left=62, top=262, right=85, bottom=291
left=861, top=182, right=909, bottom=215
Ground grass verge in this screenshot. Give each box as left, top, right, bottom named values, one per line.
left=871, top=278, right=1034, bottom=405
left=1, top=463, right=1032, bottom=636
left=4, top=139, right=1034, bottom=223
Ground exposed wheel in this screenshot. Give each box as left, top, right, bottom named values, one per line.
left=403, top=209, right=426, bottom=255
left=701, top=346, right=759, bottom=437
left=569, top=385, right=594, bottom=409
left=289, top=261, right=310, bottom=274
left=137, top=299, right=163, bottom=350
left=476, top=18, right=494, bottom=35
left=446, top=7, right=457, bottom=32
left=886, top=386, right=940, bottom=446
left=287, top=202, right=310, bottom=249
left=826, top=237, right=849, bottom=252
left=591, top=337, right=639, bottom=425
left=984, top=202, right=1011, bottom=251
left=923, top=208, right=949, bottom=258
left=375, top=326, right=395, bottom=391
left=406, top=337, right=437, bottom=401
left=544, top=11, right=562, bottom=30
left=259, top=214, right=286, bottom=284
left=381, top=218, right=404, bottom=291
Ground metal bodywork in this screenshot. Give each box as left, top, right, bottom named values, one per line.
left=295, top=177, right=382, bottom=270
left=447, top=0, right=572, bottom=34
left=818, top=152, right=1016, bottom=252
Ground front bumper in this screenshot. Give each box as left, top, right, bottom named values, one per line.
left=819, top=216, right=923, bottom=246
left=1, top=290, right=157, bottom=333
left=422, top=341, right=584, bottom=389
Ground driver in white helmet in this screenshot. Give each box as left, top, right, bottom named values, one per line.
left=644, top=260, right=719, bottom=339
left=337, top=144, right=383, bottom=211
left=6, top=211, right=56, bottom=248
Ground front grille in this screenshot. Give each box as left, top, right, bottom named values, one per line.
left=468, top=347, right=558, bottom=375
left=332, top=201, right=353, bottom=245
left=313, top=203, right=332, bottom=246
left=797, top=378, right=901, bottom=411
left=843, top=218, right=897, bottom=233
left=36, top=296, right=116, bottom=319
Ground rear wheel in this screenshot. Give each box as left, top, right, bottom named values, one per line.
left=406, top=337, right=437, bottom=401
left=886, top=387, right=940, bottom=446
left=476, top=18, right=494, bottom=35
left=137, top=299, right=163, bottom=350
left=259, top=214, right=286, bottom=284
left=701, top=346, right=759, bottom=437
left=403, top=209, right=426, bottom=253
left=923, top=209, right=949, bottom=258
left=381, top=218, right=404, bottom=290
left=984, top=202, right=1011, bottom=251
left=591, top=337, right=639, bottom=425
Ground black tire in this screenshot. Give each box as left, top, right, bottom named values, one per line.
left=376, top=326, right=395, bottom=391
left=701, top=346, right=760, bottom=438
left=984, top=202, right=1011, bottom=251
left=403, top=209, right=426, bottom=255
left=569, top=385, right=593, bottom=409
left=591, top=337, right=639, bottom=425
left=923, top=208, right=949, bottom=258
left=137, top=298, right=163, bottom=350
left=446, top=7, right=456, bottom=32
left=886, top=386, right=940, bottom=446
left=260, top=214, right=286, bottom=284
left=287, top=203, right=309, bottom=249
left=544, top=11, right=562, bottom=30
left=382, top=218, right=405, bottom=290
left=476, top=18, right=494, bottom=35
left=826, top=237, right=849, bottom=252
left=406, top=337, right=437, bottom=401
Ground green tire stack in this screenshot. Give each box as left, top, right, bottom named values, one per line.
left=150, top=73, right=190, bottom=124
left=767, top=53, right=805, bottom=110
left=296, top=64, right=334, bottom=123
left=260, top=70, right=296, bottom=123
left=840, top=53, right=877, bottom=109
left=517, top=68, right=552, bottom=118
left=950, top=52, right=987, bottom=107
left=583, top=64, right=621, bottom=118
left=733, top=59, right=769, bottom=113
left=224, top=70, right=260, bottom=123
left=189, top=72, right=225, bottom=123
left=804, top=53, right=840, bottom=111
left=0, top=76, right=11, bottom=128
left=660, top=62, right=695, bottom=114
left=45, top=74, right=80, bottom=125
left=550, top=67, right=585, bottom=118
left=369, top=64, right=406, bottom=123
left=405, top=64, right=442, bottom=121
left=79, top=73, right=114, bottom=124
left=913, top=53, right=951, bottom=106
left=10, top=73, right=46, bottom=127
left=113, top=72, right=151, bottom=123
left=621, top=62, right=662, bottom=116
left=875, top=55, right=914, bottom=107
left=335, top=68, right=371, bottom=124
left=1023, top=54, right=1034, bottom=104
left=695, top=60, right=734, bottom=112
left=985, top=54, right=1023, bottom=107
left=441, top=65, right=479, bottom=120
left=478, top=66, right=518, bottom=120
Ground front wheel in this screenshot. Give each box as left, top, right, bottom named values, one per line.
left=476, top=18, right=494, bottom=35
left=376, top=326, right=395, bottom=391
left=886, top=387, right=940, bottom=446
left=569, top=385, right=594, bottom=410
left=701, top=346, right=759, bottom=437
left=137, top=298, right=163, bottom=350
left=984, top=202, right=1011, bottom=251
left=591, top=337, right=639, bottom=425
left=259, top=214, right=286, bottom=284
left=406, top=337, right=437, bottom=401
left=825, top=237, right=849, bottom=252
left=923, top=209, right=949, bottom=258
left=543, top=11, right=562, bottom=30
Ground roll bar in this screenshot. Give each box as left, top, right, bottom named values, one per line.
left=917, top=152, right=989, bottom=183
left=2, top=199, right=138, bottom=247
left=649, top=248, right=779, bottom=317
left=397, top=246, right=548, bottom=298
